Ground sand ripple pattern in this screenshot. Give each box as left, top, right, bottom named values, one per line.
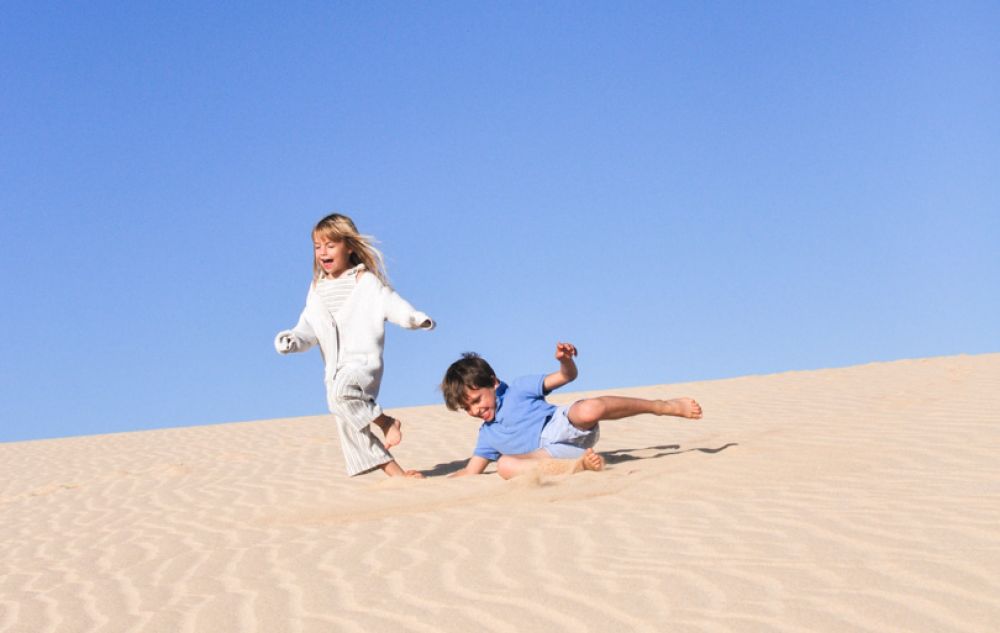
left=1, top=353, right=998, bottom=632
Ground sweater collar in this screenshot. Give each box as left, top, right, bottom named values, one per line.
left=320, top=263, right=365, bottom=281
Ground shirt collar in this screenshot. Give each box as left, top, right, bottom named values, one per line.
left=491, top=381, right=508, bottom=421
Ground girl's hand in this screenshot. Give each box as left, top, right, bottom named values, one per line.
left=275, top=331, right=297, bottom=353
left=555, top=342, right=577, bottom=361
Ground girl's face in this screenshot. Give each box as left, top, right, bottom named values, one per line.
left=314, top=234, right=353, bottom=277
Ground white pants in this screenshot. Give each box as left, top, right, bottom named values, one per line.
left=329, top=367, right=392, bottom=476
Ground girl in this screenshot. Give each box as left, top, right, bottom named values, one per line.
left=275, top=213, right=434, bottom=478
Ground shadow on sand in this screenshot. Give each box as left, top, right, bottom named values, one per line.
left=420, top=459, right=477, bottom=478
left=420, top=442, right=738, bottom=477
left=601, top=442, right=738, bottom=465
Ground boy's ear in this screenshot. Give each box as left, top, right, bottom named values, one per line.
left=493, top=377, right=500, bottom=388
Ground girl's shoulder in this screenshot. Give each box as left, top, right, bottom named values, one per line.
left=353, top=264, right=387, bottom=291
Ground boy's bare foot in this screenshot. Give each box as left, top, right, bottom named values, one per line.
left=374, top=415, right=403, bottom=448
left=403, top=469, right=424, bottom=479
left=656, top=397, right=703, bottom=419
left=572, top=448, right=605, bottom=473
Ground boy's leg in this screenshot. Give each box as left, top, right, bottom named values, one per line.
left=567, top=396, right=702, bottom=430
left=495, top=449, right=550, bottom=479
left=496, top=448, right=604, bottom=480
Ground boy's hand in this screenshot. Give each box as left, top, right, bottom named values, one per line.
left=544, top=342, right=579, bottom=393
left=555, top=342, right=578, bottom=361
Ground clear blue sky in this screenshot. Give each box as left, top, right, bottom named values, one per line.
left=2, top=2, right=997, bottom=442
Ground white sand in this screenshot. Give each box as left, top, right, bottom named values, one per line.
left=2, top=353, right=998, bottom=632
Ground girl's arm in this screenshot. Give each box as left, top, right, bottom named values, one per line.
left=381, top=285, right=434, bottom=330
left=274, top=308, right=319, bottom=354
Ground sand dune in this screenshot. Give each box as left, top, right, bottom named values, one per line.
left=2, top=353, right=998, bottom=632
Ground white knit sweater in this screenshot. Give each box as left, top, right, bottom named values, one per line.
left=275, top=266, right=434, bottom=412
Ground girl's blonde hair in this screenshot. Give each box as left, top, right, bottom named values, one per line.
left=311, top=213, right=390, bottom=287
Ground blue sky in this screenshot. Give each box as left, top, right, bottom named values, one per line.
left=2, top=2, right=997, bottom=442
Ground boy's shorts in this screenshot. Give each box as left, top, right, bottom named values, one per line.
left=539, top=403, right=599, bottom=459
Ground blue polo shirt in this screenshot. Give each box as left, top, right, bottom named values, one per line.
left=473, top=374, right=556, bottom=461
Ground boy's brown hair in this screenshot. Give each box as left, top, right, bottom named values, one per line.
left=441, top=353, right=497, bottom=411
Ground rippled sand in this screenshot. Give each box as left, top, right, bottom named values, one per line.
left=2, top=353, right=998, bottom=632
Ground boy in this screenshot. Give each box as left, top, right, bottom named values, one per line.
left=441, top=342, right=703, bottom=479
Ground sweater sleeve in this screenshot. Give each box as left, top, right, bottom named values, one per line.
left=381, top=284, right=434, bottom=330
left=275, top=306, right=319, bottom=354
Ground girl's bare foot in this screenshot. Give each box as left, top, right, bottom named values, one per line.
left=380, top=460, right=423, bottom=478
left=572, top=448, right=605, bottom=473
left=656, top=397, right=703, bottom=419
left=374, top=415, right=403, bottom=448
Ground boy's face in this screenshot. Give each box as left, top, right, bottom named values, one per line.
left=463, top=379, right=500, bottom=421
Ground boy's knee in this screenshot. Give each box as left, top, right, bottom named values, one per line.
left=496, top=456, right=517, bottom=480
left=569, top=398, right=605, bottom=426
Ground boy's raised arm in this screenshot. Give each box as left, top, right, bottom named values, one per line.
left=543, top=342, right=579, bottom=393
left=449, top=455, right=491, bottom=478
